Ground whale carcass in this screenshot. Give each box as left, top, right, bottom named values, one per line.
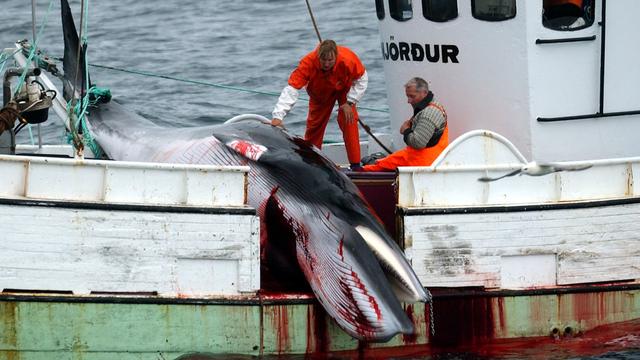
left=87, top=101, right=430, bottom=341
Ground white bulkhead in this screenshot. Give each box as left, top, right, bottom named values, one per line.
left=376, top=0, right=640, bottom=161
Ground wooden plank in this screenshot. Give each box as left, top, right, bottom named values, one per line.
left=404, top=202, right=640, bottom=288
left=0, top=204, right=260, bottom=296
left=0, top=155, right=249, bottom=206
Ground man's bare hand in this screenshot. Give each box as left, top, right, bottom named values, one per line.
left=399, top=119, right=412, bottom=134
left=271, top=118, right=284, bottom=127
left=340, top=103, right=355, bottom=124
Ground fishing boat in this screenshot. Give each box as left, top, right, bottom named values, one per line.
left=2, top=0, right=640, bottom=358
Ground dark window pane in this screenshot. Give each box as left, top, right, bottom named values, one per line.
left=423, top=0, right=458, bottom=22
left=472, top=0, right=516, bottom=21
left=389, top=0, right=413, bottom=21
left=543, top=0, right=595, bottom=31
left=376, top=0, right=386, bottom=20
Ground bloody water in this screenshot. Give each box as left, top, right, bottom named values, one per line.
left=174, top=319, right=640, bottom=359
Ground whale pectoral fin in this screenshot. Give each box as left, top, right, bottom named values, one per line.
left=298, top=215, right=413, bottom=342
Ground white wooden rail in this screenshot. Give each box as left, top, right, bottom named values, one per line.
left=398, top=130, right=640, bottom=207
left=0, top=154, right=249, bottom=207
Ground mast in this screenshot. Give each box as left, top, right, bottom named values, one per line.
left=31, top=0, right=43, bottom=149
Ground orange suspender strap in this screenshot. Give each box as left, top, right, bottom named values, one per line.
left=427, top=102, right=447, bottom=122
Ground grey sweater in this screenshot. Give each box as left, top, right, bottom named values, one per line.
left=403, top=93, right=447, bottom=149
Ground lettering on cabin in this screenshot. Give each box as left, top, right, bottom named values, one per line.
left=381, top=41, right=459, bottom=63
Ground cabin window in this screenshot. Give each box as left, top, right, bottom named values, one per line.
left=543, top=0, right=595, bottom=31
left=376, top=0, right=386, bottom=19
left=389, top=0, right=413, bottom=21
left=472, top=0, right=516, bottom=21
left=423, top=0, right=458, bottom=22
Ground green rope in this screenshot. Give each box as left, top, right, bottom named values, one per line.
left=0, top=49, right=23, bottom=71
left=86, top=62, right=390, bottom=114
left=27, top=124, right=35, bottom=144
left=0, top=53, right=6, bottom=76
left=65, top=86, right=107, bottom=158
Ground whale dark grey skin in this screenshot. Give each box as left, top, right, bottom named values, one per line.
left=60, top=0, right=429, bottom=341
left=87, top=105, right=430, bottom=341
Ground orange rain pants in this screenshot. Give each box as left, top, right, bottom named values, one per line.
left=288, top=46, right=365, bottom=164
left=304, top=95, right=360, bottom=163
left=362, top=126, right=449, bottom=172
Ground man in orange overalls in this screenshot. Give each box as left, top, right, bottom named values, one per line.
left=362, top=77, right=448, bottom=172
left=271, top=40, right=368, bottom=170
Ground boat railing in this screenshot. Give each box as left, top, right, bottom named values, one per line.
left=398, top=130, right=640, bottom=207
left=0, top=153, right=250, bottom=207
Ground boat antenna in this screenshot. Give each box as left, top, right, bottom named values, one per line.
left=303, top=0, right=392, bottom=154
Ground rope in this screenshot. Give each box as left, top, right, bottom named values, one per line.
left=0, top=49, right=22, bottom=75
left=0, top=53, right=6, bottom=76
left=84, top=62, right=390, bottom=114
left=65, top=86, right=107, bottom=158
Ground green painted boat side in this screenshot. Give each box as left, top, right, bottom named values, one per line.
left=1, top=286, right=639, bottom=359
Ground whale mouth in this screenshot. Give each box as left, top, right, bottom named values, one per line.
left=355, top=225, right=430, bottom=303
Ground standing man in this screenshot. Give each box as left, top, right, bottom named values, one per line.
left=363, top=77, right=448, bottom=172
left=271, top=40, right=368, bottom=170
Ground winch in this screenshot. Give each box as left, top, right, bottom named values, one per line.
left=1, top=66, right=56, bottom=153
left=7, top=68, right=56, bottom=126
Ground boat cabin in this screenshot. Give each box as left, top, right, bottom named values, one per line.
left=375, top=0, right=640, bottom=161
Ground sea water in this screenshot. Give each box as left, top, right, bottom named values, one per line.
left=0, top=0, right=389, bottom=146
left=1, top=1, right=638, bottom=359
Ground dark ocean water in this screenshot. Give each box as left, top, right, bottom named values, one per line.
left=0, top=0, right=390, bottom=146
left=1, top=1, right=639, bottom=359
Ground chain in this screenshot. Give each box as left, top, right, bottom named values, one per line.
left=428, top=290, right=435, bottom=337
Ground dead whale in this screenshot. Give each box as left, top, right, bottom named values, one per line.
left=59, top=0, right=429, bottom=341
left=87, top=105, right=430, bottom=341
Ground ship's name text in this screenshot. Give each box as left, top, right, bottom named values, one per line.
left=381, top=42, right=459, bottom=63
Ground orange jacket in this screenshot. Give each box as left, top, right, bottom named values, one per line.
left=288, top=46, right=366, bottom=105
